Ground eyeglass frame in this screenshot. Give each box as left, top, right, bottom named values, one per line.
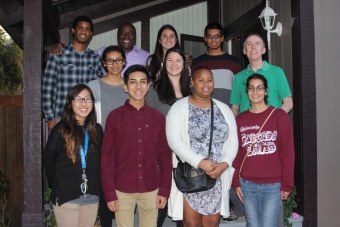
left=247, top=86, right=267, bottom=92
left=105, top=58, right=125, bottom=65
left=73, top=96, right=93, bottom=103
left=205, top=34, right=223, bottom=39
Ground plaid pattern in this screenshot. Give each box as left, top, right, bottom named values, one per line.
left=42, top=43, right=103, bottom=121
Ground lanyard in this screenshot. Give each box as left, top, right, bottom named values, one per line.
left=80, top=128, right=89, bottom=169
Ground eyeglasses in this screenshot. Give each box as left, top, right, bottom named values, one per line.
left=247, top=86, right=266, bottom=92
left=206, top=34, right=222, bottom=39
left=74, top=96, right=92, bottom=103
left=105, top=58, right=124, bottom=65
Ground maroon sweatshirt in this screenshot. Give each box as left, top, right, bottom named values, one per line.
left=232, top=106, right=295, bottom=193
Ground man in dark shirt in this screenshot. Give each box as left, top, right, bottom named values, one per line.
left=191, top=22, right=241, bottom=106
left=101, top=65, right=172, bottom=227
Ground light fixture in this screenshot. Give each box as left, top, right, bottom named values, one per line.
left=258, top=0, right=282, bottom=50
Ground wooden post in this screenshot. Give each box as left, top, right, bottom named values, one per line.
left=22, top=0, right=44, bottom=225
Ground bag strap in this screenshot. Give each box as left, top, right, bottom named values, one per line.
left=176, top=99, right=214, bottom=162
left=208, top=99, right=214, bottom=157
left=238, top=108, right=276, bottom=178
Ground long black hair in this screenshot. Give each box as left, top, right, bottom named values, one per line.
left=154, top=48, right=191, bottom=105
left=61, top=84, right=97, bottom=163
left=149, top=25, right=181, bottom=81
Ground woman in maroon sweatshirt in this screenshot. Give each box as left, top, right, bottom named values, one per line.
left=232, top=73, right=294, bottom=227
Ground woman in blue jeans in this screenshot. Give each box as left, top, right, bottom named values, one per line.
left=232, top=74, right=295, bottom=227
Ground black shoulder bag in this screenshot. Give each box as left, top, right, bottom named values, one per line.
left=173, top=99, right=216, bottom=193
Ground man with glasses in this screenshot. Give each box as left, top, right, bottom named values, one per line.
left=42, top=15, right=103, bottom=131
left=191, top=22, right=241, bottom=106
left=229, top=33, right=293, bottom=227
left=230, top=33, right=293, bottom=117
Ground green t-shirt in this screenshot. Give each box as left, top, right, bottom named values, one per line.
left=230, top=61, right=292, bottom=113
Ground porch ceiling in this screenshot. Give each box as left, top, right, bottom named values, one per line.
left=0, top=0, right=163, bottom=49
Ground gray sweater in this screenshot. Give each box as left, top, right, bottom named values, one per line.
left=145, top=86, right=172, bottom=117
left=88, top=79, right=129, bottom=129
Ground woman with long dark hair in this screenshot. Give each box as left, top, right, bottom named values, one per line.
left=146, top=24, right=192, bottom=82
left=43, top=84, right=103, bottom=227
left=232, top=74, right=295, bottom=227
left=145, top=48, right=191, bottom=227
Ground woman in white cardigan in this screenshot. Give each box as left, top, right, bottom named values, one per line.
left=166, top=66, right=238, bottom=227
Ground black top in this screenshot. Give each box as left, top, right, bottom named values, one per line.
left=43, top=121, right=103, bottom=205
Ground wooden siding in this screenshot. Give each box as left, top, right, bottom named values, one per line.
left=87, top=21, right=143, bottom=51
left=0, top=96, right=23, bottom=227
left=149, top=2, right=207, bottom=54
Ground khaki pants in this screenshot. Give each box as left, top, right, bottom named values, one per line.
left=53, top=202, right=98, bottom=227
left=115, top=189, right=158, bottom=227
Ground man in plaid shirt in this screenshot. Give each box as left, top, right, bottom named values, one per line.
left=42, top=15, right=103, bottom=131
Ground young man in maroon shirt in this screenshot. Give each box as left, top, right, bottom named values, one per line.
left=101, top=65, right=172, bottom=227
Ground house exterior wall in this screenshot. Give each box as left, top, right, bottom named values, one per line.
left=87, top=21, right=142, bottom=51
left=84, top=2, right=207, bottom=55
left=221, top=0, right=262, bottom=26
left=149, top=1, right=207, bottom=55
left=314, top=0, right=340, bottom=226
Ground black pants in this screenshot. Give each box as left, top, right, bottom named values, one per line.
left=99, top=191, right=114, bottom=227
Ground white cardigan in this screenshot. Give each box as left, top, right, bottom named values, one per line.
left=166, top=97, right=238, bottom=220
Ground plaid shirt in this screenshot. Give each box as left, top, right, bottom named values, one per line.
left=42, top=43, right=103, bottom=121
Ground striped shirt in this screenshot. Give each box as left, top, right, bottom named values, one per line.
left=42, top=43, right=103, bottom=121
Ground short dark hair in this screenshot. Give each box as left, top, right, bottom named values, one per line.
left=246, top=73, right=268, bottom=104
left=72, top=16, right=93, bottom=32
left=191, top=66, right=213, bottom=80
left=123, top=65, right=151, bottom=84
left=204, top=22, right=224, bottom=36
left=101, top=45, right=126, bottom=71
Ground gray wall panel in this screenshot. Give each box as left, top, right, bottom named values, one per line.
left=314, top=0, right=340, bottom=226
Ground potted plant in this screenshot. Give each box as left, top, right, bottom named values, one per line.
left=283, top=186, right=298, bottom=227
left=44, top=188, right=57, bottom=227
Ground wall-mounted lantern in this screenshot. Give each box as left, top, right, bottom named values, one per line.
left=258, top=0, right=282, bottom=50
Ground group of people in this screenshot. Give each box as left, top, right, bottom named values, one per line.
left=42, top=15, right=295, bottom=227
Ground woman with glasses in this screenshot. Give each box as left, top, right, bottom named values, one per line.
left=88, top=45, right=128, bottom=128
left=43, top=84, right=103, bottom=227
left=145, top=47, right=192, bottom=227
left=232, top=74, right=295, bottom=227
left=87, top=45, right=129, bottom=226
left=146, top=24, right=192, bottom=82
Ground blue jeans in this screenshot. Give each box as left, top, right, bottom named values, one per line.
left=240, top=178, right=281, bottom=227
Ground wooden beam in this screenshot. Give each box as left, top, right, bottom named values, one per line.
left=291, top=0, right=317, bottom=225
left=21, top=0, right=44, bottom=225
